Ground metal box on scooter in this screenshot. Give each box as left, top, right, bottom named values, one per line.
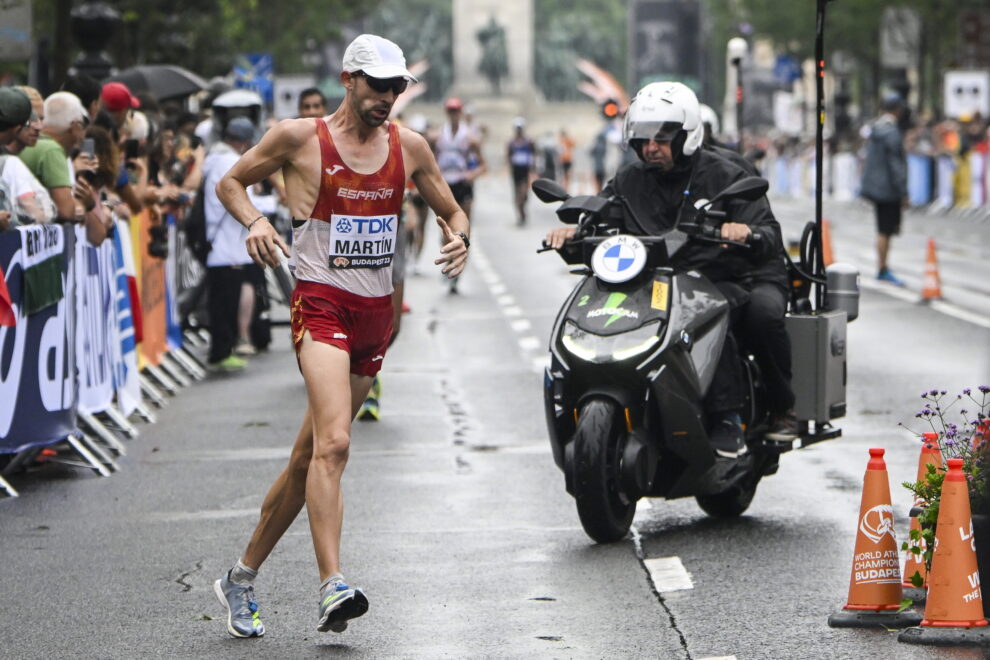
left=786, top=310, right=847, bottom=425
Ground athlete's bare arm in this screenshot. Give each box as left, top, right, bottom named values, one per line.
left=466, top=137, right=488, bottom=182
left=400, top=127, right=470, bottom=278
left=217, top=120, right=316, bottom=268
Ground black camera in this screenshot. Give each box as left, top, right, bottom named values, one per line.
left=148, top=222, right=169, bottom=259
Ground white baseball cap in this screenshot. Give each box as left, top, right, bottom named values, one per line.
left=342, top=34, right=418, bottom=82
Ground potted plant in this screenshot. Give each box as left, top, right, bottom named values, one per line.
left=901, top=387, right=990, bottom=613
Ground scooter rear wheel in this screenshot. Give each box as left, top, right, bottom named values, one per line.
left=695, top=482, right=757, bottom=518
left=571, top=398, right=635, bottom=543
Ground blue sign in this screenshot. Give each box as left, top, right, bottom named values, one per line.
left=234, top=53, right=274, bottom=106
left=774, top=56, right=802, bottom=86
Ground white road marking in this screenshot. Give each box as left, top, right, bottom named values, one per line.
left=930, top=300, right=990, bottom=329
left=497, top=294, right=516, bottom=306
left=531, top=356, right=549, bottom=373
left=633, top=498, right=654, bottom=523
left=858, top=276, right=990, bottom=327
left=504, top=306, right=523, bottom=317
left=490, top=283, right=507, bottom=295
left=518, top=336, right=541, bottom=351
left=644, top=556, right=694, bottom=593
left=510, top=319, right=532, bottom=332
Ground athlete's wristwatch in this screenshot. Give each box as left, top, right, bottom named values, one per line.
left=456, top=232, right=470, bottom=249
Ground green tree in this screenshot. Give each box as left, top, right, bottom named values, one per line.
left=28, top=0, right=377, bottom=88
left=534, top=0, right=626, bottom=101
left=725, top=0, right=989, bottom=116
left=365, top=0, right=453, bottom=102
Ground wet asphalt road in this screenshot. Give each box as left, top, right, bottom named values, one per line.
left=1, top=175, right=989, bottom=659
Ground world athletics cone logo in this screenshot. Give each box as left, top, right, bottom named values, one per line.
left=829, top=448, right=922, bottom=628
left=902, top=433, right=943, bottom=602
left=899, top=458, right=990, bottom=647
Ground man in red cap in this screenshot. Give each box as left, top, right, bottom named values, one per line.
left=100, top=82, right=140, bottom=137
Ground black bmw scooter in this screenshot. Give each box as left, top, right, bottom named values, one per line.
left=534, top=175, right=857, bottom=543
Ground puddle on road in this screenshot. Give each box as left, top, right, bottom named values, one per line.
left=438, top=377, right=480, bottom=447
left=823, top=468, right=860, bottom=493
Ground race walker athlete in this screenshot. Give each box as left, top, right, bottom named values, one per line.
left=213, top=34, right=470, bottom=638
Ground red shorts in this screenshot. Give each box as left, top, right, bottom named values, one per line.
left=290, top=280, right=394, bottom=376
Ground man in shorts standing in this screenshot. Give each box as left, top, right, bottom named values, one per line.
left=213, top=34, right=470, bottom=638
left=860, top=92, right=908, bottom=286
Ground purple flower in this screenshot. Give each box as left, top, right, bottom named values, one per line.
left=980, top=385, right=990, bottom=394
left=964, top=389, right=972, bottom=396
left=930, top=389, right=940, bottom=396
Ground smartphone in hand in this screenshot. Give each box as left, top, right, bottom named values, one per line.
left=80, top=137, right=96, bottom=158
left=124, top=139, right=140, bottom=160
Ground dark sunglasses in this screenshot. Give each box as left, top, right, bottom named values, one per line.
left=351, top=71, right=408, bottom=95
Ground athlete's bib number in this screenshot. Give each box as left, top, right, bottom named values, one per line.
left=328, top=213, right=397, bottom=269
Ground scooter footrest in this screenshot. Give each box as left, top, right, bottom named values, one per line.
left=756, top=438, right=795, bottom=453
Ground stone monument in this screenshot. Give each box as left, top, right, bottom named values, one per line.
left=451, top=0, right=536, bottom=102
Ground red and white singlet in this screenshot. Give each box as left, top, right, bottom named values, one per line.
left=291, top=119, right=405, bottom=297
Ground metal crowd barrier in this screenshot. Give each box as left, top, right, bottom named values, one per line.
left=764, top=150, right=990, bottom=217
left=0, top=212, right=209, bottom=498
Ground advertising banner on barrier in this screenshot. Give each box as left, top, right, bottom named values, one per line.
left=132, top=210, right=168, bottom=367
left=164, top=213, right=183, bottom=350
left=75, top=228, right=116, bottom=415
left=112, top=221, right=141, bottom=417
left=0, top=226, right=77, bottom=453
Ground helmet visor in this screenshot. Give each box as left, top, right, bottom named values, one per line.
left=626, top=120, right=683, bottom=143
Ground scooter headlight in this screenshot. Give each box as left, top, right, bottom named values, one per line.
left=561, top=320, right=661, bottom=363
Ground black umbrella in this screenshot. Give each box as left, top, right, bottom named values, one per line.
left=108, top=65, right=208, bottom=101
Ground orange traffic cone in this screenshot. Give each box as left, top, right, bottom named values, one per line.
left=821, top=219, right=835, bottom=267
left=921, top=238, right=943, bottom=301
left=902, top=432, right=944, bottom=602
left=899, top=458, right=990, bottom=646
left=829, top=448, right=923, bottom=628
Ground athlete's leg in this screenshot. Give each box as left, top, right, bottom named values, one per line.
left=240, top=406, right=315, bottom=570
left=236, top=280, right=256, bottom=348
left=298, top=335, right=374, bottom=580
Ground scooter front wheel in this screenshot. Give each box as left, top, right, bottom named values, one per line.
left=571, top=398, right=635, bottom=543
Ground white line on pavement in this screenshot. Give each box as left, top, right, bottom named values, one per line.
left=510, top=319, right=532, bottom=332
left=503, top=306, right=523, bottom=316
left=531, top=356, right=549, bottom=373
left=643, top=556, right=694, bottom=593
left=518, top=336, right=541, bottom=351
left=859, top=278, right=990, bottom=328
left=930, top=300, right=990, bottom=330
left=496, top=294, right=516, bottom=306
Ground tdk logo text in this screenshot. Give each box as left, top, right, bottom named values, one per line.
left=348, top=217, right=394, bottom=234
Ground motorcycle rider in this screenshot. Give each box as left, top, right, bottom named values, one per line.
left=699, top=103, right=798, bottom=441
left=545, top=81, right=788, bottom=457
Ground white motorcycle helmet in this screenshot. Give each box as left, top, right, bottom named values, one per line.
left=622, top=81, right=704, bottom=163
left=698, top=103, right=720, bottom=139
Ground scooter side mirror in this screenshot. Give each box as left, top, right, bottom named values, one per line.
left=532, top=178, right=570, bottom=203
left=709, top=176, right=769, bottom=205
